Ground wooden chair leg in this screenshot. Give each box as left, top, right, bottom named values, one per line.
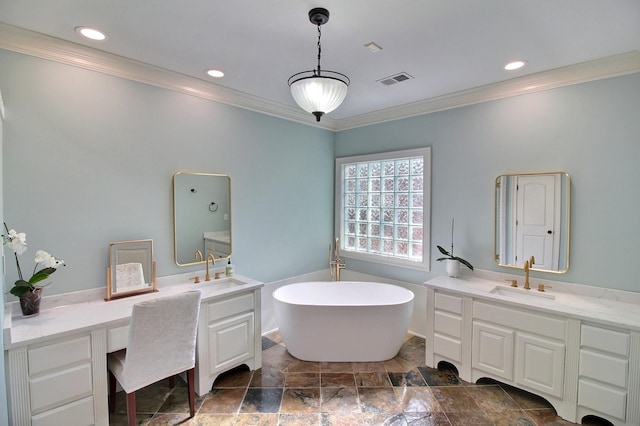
left=108, top=371, right=116, bottom=414
left=126, top=391, right=136, bottom=426
left=187, top=368, right=195, bottom=418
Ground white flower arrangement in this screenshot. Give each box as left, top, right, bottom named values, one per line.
left=3, top=223, right=65, bottom=297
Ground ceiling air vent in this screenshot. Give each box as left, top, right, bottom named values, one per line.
left=378, top=72, right=414, bottom=86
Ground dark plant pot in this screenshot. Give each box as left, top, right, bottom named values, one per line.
left=19, top=287, right=43, bottom=317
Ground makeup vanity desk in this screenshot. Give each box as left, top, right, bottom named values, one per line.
left=3, top=273, right=263, bottom=426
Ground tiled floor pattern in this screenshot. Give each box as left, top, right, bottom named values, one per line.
left=109, top=333, right=609, bottom=425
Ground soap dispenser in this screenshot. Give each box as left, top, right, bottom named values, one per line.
left=225, top=258, right=234, bottom=276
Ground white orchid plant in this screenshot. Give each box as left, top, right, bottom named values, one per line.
left=3, top=223, right=65, bottom=297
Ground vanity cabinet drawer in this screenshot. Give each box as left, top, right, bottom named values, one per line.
left=107, top=325, right=129, bottom=352
left=580, top=349, right=628, bottom=388
left=434, top=310, right=462, bottom=339
left=473, top=301, right=564, bottom=340
left=434, top=334, right=462, bottom=363
left=435, top=292, right=463, bottom=314
left=30, top=363, right=93, bottom=413
left=581, top=324, right=629, bottom=357
left=578, top=379, right=627, bottom=420
left=208, top=292, right=254, bottom=322
left=31, top=396, right=95, bottom=426
left=28, top=335, right=91, bottom=375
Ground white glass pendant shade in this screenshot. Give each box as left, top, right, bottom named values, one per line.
left=290, top=75, right=348, bottom=120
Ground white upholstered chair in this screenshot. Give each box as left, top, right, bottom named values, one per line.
left=107, top=290, right=202, bottom=425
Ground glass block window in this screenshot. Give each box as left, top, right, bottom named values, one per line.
left=335, top=148, right=431, bottom=270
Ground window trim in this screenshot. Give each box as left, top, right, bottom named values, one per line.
left=335, top=147, right=431, bottom=271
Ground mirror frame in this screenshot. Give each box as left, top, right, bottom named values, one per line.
left=106, top=239, right=157, bottom=301
left=494, top=172, right=571, bottom=274
left=173, top=171, right=232, bottom=266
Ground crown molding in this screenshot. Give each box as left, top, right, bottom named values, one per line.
left=0, top=23, right=337, bottom=130
left=334, top=50, right=640, bottom=131
left=1, top=22, right=638, bottom=133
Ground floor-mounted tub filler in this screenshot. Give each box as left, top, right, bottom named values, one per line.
left=273, top=281, right=414, bottom=362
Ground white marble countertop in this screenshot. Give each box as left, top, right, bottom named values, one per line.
left=425, top=274, right=640, bottom=332
left=3, top=272, right=263, bottom=350
left=204, top=231, right=230, bottom=244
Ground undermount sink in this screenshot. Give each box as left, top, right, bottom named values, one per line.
left=490, top=285, right=556, bottom=302
left=191, top=277, right=245, bottom=290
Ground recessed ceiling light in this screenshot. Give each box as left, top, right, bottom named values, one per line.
left=207, top=69, right=225, bottom=78
left=75, top=27, right=106, bottom=41
left=505, top=60, right=527, bottom=71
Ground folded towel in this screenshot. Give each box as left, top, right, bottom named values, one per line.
left=116, top=262, right=146, bottom=288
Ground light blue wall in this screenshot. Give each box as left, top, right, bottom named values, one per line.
left=0, top=50, right=335, bottom=296
left=1, top=49, right=639, bottom=296
left=0, top=90, right=9, bottom=425
left=335, top=73, right=640, bottom=292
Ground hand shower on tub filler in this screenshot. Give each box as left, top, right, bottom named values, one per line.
left=329, top=238, right=346, bottom=281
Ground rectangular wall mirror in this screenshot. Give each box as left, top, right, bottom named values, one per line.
left=173, top=171, right=232, bottom=266
left=495, top=172, right=570, bottom=273
left=106, top=239, right=156, bottom=300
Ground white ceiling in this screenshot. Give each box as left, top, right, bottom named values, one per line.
left=1, top=0, right=639, bottom=127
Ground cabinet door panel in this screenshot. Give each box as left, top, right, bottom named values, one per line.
left=472, top=322, right=514, bottom=380
left=208, top=312, right=255, bottom=373
left=515, top=333, right=565, bottom=398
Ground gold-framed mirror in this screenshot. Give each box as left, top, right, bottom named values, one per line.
left=106, top=239, right=156, bottom=301
left=173, top=171, right=232, bottom=266
left=495, top=172, right=570, bottom=273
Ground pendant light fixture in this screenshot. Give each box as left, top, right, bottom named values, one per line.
left=288, top=8, right=350, bottom=122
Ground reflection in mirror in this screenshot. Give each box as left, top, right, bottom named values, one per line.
left=173, top=172, right=231, bottom=266
left=495, top=172, right=570, bottom=273
left=106, top=239, right=156, bottom=301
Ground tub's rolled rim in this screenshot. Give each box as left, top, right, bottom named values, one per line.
left=273, top=281, right=414, bottom=307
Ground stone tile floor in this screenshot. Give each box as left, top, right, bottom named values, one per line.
left=109, top=333, right=612, bottom=425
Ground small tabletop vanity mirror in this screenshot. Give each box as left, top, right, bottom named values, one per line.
left=495, top=172, right=570, bottom=273
left=106, top=239, right=156, bottom=301
left=173, top=171, right=232, bottom=266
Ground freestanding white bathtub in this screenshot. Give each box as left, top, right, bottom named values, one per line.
left=273, top=281, right=414, bottom=362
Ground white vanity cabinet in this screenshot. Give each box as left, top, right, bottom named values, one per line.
left=6, top=332, right=105, bottom=426
left=4, top=275, right=264, bottom=425
left=425, top=276, right=640, bottom=425
left=195, top=288, right=262, bottom=395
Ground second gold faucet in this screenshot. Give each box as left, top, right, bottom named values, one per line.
left=205, top=253, right=216, bottom=281
left=523, top=255, right=535, bottom=289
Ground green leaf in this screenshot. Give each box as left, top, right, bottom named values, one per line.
left=10, top=280, right=33, bottom=297
left=436, top=245, right=451, bottom=257
left=29, top=269, right=54, bottom=285
left=454, top=256, right=474, bottom=270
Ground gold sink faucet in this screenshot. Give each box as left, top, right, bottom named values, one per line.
left=205, top=253, right=216, bottom=281
left=523, top=255, right=535, bottom=290
left=194, top=249, right=203, bottom=262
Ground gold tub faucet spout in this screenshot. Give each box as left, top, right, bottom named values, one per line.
left=205, top=254, right=216, bottom=281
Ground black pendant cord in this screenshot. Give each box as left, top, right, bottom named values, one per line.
left=316, top=24, right=322, bottom=76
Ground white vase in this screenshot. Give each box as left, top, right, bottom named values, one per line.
left=446, top=259, right=461, bottom=277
